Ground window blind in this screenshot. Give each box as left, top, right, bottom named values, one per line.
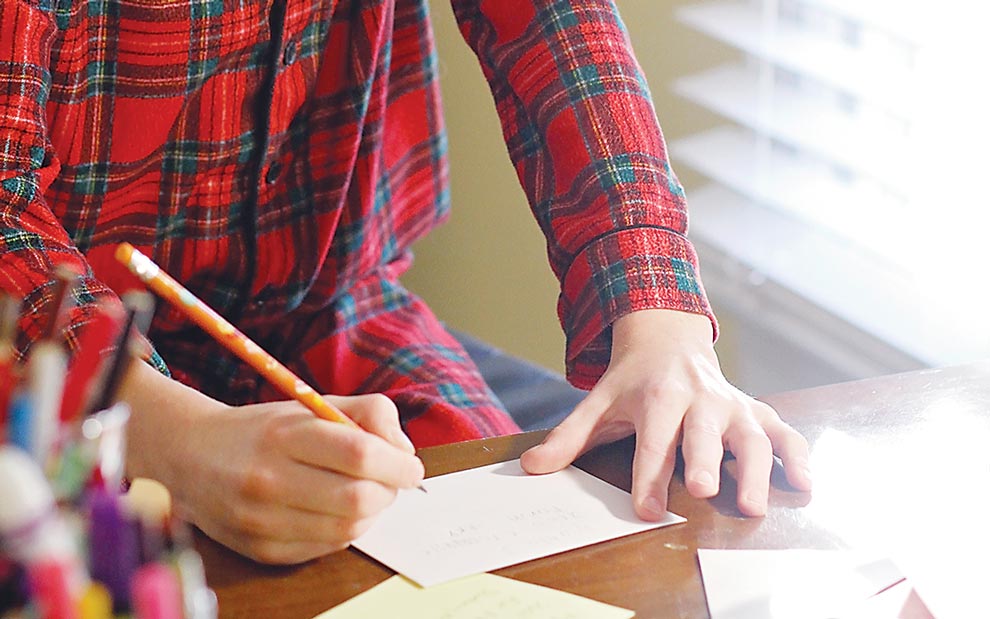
left=670, top=0, right=990, bottom=270
left=669, top=0, right=990, bottom=365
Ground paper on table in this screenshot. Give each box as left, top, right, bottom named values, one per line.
left=312, top=574, right=635, bottom=619
left=697, top=549, right=906, bottom=619
left=352, top=460, right=684, bottom=587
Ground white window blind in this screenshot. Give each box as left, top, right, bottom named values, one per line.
left=670, top=0, right=990, bottom=366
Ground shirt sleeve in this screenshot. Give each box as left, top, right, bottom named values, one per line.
left=451, top=0, right=717, bottom=389
left=0, top=1, right=166, bottom=373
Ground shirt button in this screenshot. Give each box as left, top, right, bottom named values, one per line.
left=282, top=40, right=298, bottom=65
left=265, top=160, right=282, bottom=185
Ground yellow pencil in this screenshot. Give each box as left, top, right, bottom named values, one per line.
left=114, top=242, right=360, bottom=429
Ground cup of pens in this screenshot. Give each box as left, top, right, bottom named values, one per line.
left=1, top=269, right=217, bottom=619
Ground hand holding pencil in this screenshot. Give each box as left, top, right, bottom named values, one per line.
left=113, top=243, right=425, bottom=563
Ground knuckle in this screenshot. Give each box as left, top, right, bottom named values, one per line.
left=683, top=416, right=722, bottom=438
left=752, top=400, right=781, bottom=422
left=367, top=393, right=398, bottom=416
left=339, top=433, right=375, bottom=474
left=339, top=481, right=384, bottom=518
left=258, top=413, right=290, bottom=446
left=637, top=437, right=674, bottom=461
left=639, top=380, right=675, bottom=405
left=237, top=466, right=279, bottom=502
left=228, top=504, right=271, bottom=538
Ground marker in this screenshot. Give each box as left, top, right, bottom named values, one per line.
left=25, top=266, right=80, bottom=466
left=28, top=558, right=81, bottom=619
left=59, top=303, right=125, bottom=423
left=86, top=488, right=140, bottom=612
left=77, top=582, right=113, bottom=619
left=131, top=563, right=183, bottom=619
left=80, top=403, right=131, bottom=493
left=175, top=549, right=218, bottom=619
left=26, top=337, right=68, bottom=465
left=7, top=391, right=35, bottom=456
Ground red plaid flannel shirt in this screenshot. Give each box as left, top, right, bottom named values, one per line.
left=0, top=0, right=713, bottom=446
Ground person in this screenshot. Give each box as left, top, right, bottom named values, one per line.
left=0, top=0, right=811, bottom=564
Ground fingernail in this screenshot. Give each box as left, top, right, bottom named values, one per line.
left=641, top=496, right=665, bottom=519
left=743, top=493, right=766, bottom=516
left=691, top=470, right=715, bottom=491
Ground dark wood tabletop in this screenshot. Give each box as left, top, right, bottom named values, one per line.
left=198, top=361, right=990, bottom=618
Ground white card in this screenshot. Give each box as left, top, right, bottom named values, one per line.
left=353, top=460, right=685, bottom=587
left=697, top=549, right=906, bottom=619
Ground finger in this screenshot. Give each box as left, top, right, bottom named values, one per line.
left=227, top=502, right=379, bottom=546
left=519, top=392, right=610, bottom=475
left=324, top=394, right=415, bottom=454
left=245, top=460, right=398, bottom=518
left=204, top=514, right=361, bottom=565
left=279, top=418, right=425, bottom=489
left=724, top=419, right=774, bottom=516
left=630, top=401, right=685, bottom=521
left=757, top=404, right=812, bottom=491
left=680, top=402, right=729, bottom=499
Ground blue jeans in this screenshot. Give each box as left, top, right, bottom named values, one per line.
left=453, top=331, right=587, bottom=433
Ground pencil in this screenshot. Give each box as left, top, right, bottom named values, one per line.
left=114, top=242, right=360, bottom=429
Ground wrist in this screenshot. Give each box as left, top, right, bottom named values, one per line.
left=116, top=360, right=225, bottom=488
left=612, top=309, right=714, bottom=348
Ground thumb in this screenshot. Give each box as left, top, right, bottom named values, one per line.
left=520, top=394, right=604, bottom=474
left=323, top=393, right=416, bottom=454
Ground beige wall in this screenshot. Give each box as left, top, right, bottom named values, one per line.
left=402, top=1, right=732, bottom=374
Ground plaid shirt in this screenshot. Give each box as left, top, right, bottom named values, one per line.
left=0, top=0, right=713, bottom=446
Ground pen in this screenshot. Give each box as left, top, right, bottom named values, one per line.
left=114, top=243, right=426, bottom=492
left=114, top=243, right=359, bottom=426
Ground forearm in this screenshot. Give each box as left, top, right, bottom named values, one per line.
left=451, top=1, right=715, bottom=386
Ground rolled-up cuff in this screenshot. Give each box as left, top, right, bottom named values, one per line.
left=559, top=225, right=717, bottom=389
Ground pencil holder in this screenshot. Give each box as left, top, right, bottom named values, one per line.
left=1, top=287, right=216, bottom=619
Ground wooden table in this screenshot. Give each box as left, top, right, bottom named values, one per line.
left=198, top=362, right=990, bottom=618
